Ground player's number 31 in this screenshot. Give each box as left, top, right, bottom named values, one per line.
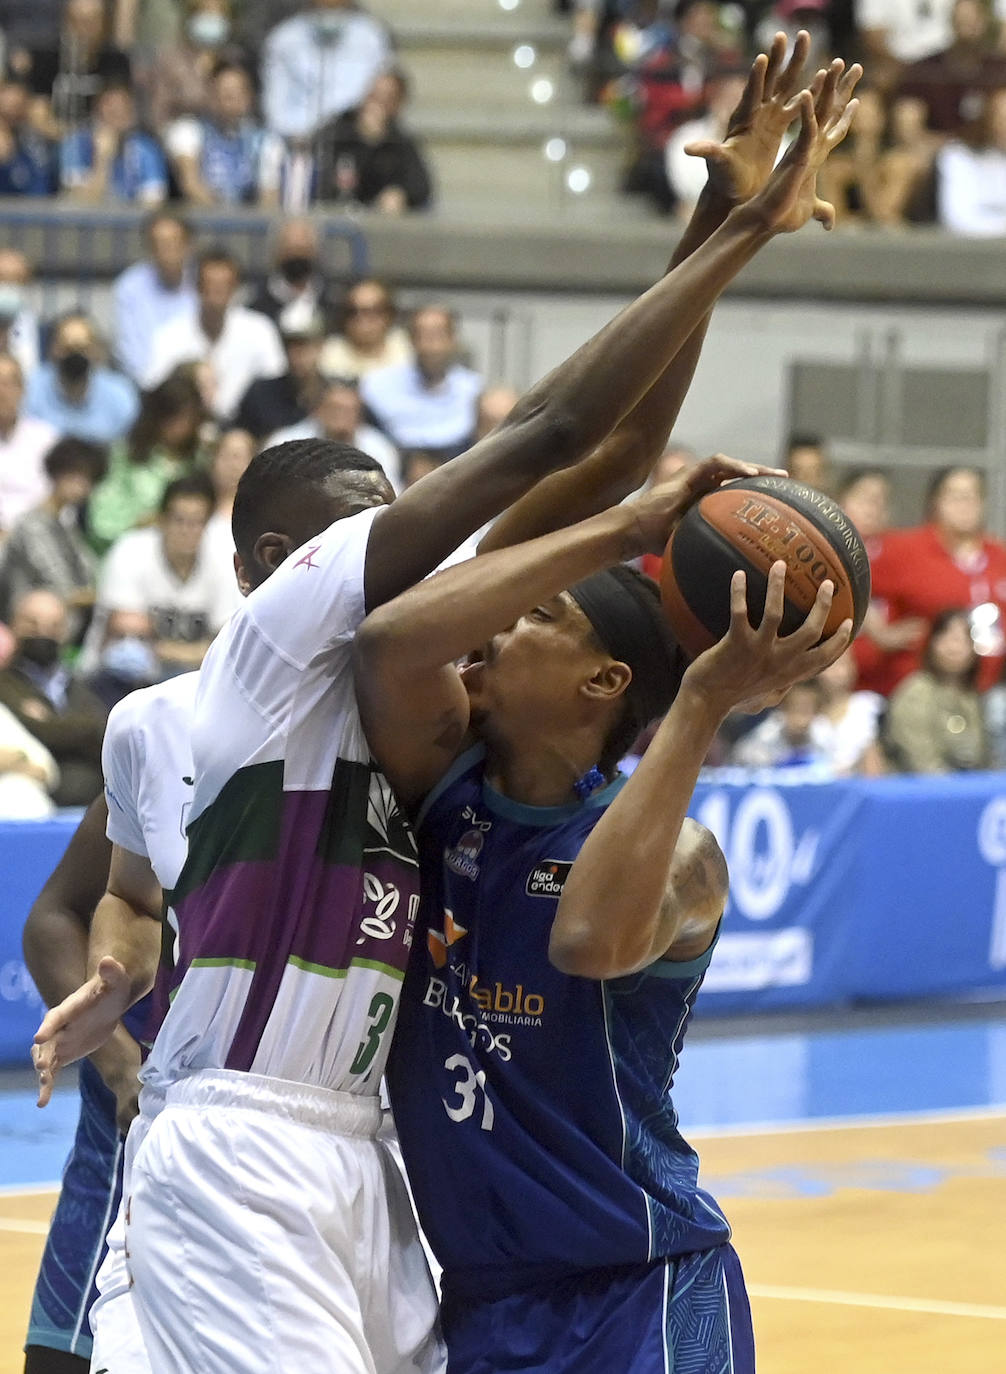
left=442, top=1053, right=495, bottom=1131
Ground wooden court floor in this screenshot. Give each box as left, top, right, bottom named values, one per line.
left=1, top=1111, right=1003, bottom=1372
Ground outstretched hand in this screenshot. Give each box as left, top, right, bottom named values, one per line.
left=32, top=956, right=133, bottom=1108
left=745, top=58, right=862, bottom=234
left=628, top=453, right=786, bottom=556
left=685, top=30, right=812, bottom=205
left=683, top=560, right=852, bottom=716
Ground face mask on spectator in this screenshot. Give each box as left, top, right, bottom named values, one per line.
left=19, top=636, right=62, bottom=669
left=188, top=13, right=230, bottom=46
left=58, top=351, right=91, bottom=385
left=315, top=11, right=346, bottom=41
left=101, top=636, right=159, bottom=684
left=0, top=286, right=22, bottom=322
left=279, top=255, right=314, bottom=286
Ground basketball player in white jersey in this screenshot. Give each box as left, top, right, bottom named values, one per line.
left=87, top=670, right=198, bottom=1373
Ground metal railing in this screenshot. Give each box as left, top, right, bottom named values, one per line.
left=0, top=201, right=370, bottom=314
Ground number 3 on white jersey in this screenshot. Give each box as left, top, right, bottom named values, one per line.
left=442, top=1053, right=494, bottom=1131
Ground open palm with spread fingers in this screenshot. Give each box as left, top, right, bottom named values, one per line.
left=684, top=29, right=813, bottom=205
left=744, top=58, right=862, bottom=233
left=684, top=560, right=853, bottom=716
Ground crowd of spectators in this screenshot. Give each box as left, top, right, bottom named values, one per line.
left=562, top=0, right=1006, bottom=230
left=0, top=0, right=433, bottom=215
left=0, top=213, right=507, bottom=814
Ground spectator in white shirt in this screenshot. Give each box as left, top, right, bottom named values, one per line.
left=112, top=210, right=198, bottom=382
left=0, top=248, right=40, bottom=378
left=166, top=59, right=286, bottom=209
left=360, top=305, right=483, bottom=455
left=145, top=246, right=286, bottom=421
left=0, top=352, right=58, bottom=536
left=665, top=69, right=748, bottom=219
left=269, top=377, right=401, bottom=489
left=730, top=681, right=832, bottom=770
left=938, top=88, right=1006, bottom=235
left=262, top=0, right=391, bottom=140
left=92, top=473, right=235, bottom=676
left=855, top=0, right=1002, bottom=72
left=0, top=699, right=59, bottom=817
left=815, top=649, right=886, bottom=775
left=319, top=277, right=412, bottom=380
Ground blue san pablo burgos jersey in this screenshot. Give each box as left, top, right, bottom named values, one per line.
left=387, top=745, right=730, bottom=1297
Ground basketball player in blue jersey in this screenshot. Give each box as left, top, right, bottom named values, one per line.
left=356, top=529, right=852, bottom=1373
left=353, top=80, right=861, bottom=1374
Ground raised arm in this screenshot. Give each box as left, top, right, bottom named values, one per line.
left=356, top=455, right=771, bottom=809
left=549, top=562, right=851, bottom=979
left=481, top=35, right=850, bottom=553
left=363, top=75, right=860, bottom=610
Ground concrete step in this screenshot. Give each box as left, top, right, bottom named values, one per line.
left=412, top=104, right=617, bottom=147
left=430, top=137, right=625, bottom=209
left=400, top=43, right=574, bottom=113
left=377, top=0, right=560, bottom=29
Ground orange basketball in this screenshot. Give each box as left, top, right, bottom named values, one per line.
left=660, top=476, right=871, bottom=660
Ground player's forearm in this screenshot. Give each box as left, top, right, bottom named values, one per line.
left=481, top=192, right=731, bottom=556
left=366, top=207, right=774, bottom=610
left=358, top=504, right=641, bottom=679
left=89, top=892, right=160, bottom=1006
left=23, top=908, right=90, bottom=1009
left=550, top=682, right=725, bottom=977
left=508, top=205, right=772, bottom=471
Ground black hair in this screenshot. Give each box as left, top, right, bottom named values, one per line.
left=231, top=438, right=386, bottom=567
left=578, top=565, right=685, bottom=776
left=142, top=208, right=192, bottom=241
left=44, top=437, right=108, bottom=484
left=925, top=465, right=985, bottom=515
left=196, top=244, right=240, bottom=282
left=160, top=472, right=215, bottom=516
left=785, top=431, right=824, bottom=456
left=339, top=277, right=397, bottom=331
left=127, top=367, right=205, bottom=465
left=210, top=57, right=252, bottom=83
left=923, top=607, right=980, bottom=688
left=836, top=465, right=890, bottom=498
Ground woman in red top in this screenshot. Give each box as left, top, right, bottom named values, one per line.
left=867, top=466, right=1006, bottom=694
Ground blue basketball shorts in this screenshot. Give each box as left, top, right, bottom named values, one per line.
left=25, top=1060, right=124, bottom=1360
left=440, top=1243, right=754, bottom=1373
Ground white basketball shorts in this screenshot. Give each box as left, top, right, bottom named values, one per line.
left=89, top=1087, right=163, bottom=1373
left=125, top=1070, right=444, bottom=1374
